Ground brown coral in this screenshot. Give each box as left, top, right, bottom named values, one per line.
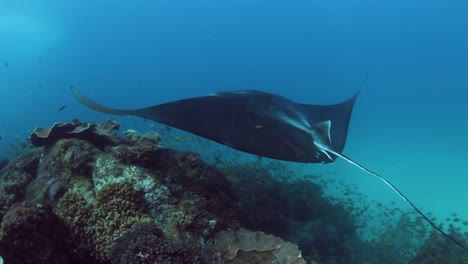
left=56, top=191, right=95, bottom=256
left=93, top=182, right=151, bottom=257
left=202, top=228, right=306, bottom=264
left=57, top=182, right=151, bottom=260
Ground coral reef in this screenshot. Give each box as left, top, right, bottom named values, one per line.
left=0, top=159, right=7, bottom=171
left=93, top=182, right=152, bottom=258
left=25, top=138, right=100, bottom=203
left=55, top=190, right=95, bottom=260
left=111, top=129, right=162, bottom=166
left=410, top=228, right=468, bottom=264
left=0, top=201, right=68, bottom=263
left=108, top=222, right=201, bottom=264
left=223, top=163, right=358, bottom=262
left=0, top=149, right=42, bottom=221
left=0, top=191, right=13, bottom=223
left=0, top=119, right=465, bottom=263
left=202, top=228, right=306, bottom=264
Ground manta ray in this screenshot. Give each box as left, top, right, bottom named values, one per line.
left=70, top=86, right=467, bottom=251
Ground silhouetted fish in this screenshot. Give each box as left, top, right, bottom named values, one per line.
left=58, top=105, right=67, bottom=111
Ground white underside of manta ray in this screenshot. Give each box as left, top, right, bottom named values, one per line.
left=70, top=86, right=467, bottom=251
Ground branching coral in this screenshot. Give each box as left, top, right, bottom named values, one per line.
left=57, top=182, right=151, bottom=260
left=93, top=182, right=152, bottom=257
left=56, top=190, right=95, bottom=258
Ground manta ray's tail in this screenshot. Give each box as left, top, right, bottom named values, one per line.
left=70, top=86, right=130, bottom=116
left=326, top=149, right=468, bottom=251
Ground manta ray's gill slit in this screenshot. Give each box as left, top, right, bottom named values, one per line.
left=326, top=149, right=468, bottom=252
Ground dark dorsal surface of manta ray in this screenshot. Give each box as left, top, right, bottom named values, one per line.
left=70, top=86, right=467, bottom=251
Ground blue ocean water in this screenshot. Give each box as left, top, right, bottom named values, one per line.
left=0, top=0, right=467, bottom=254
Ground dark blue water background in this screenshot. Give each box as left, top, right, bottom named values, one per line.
left=1, top=0, right=467, bottom=238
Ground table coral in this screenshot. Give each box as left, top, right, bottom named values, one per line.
left=30, top=119, right=121, bottom=148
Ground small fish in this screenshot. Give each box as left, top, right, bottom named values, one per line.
left=0, top=135, right=2, bottom=140
left=58, top=105, right=67, bottom=111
